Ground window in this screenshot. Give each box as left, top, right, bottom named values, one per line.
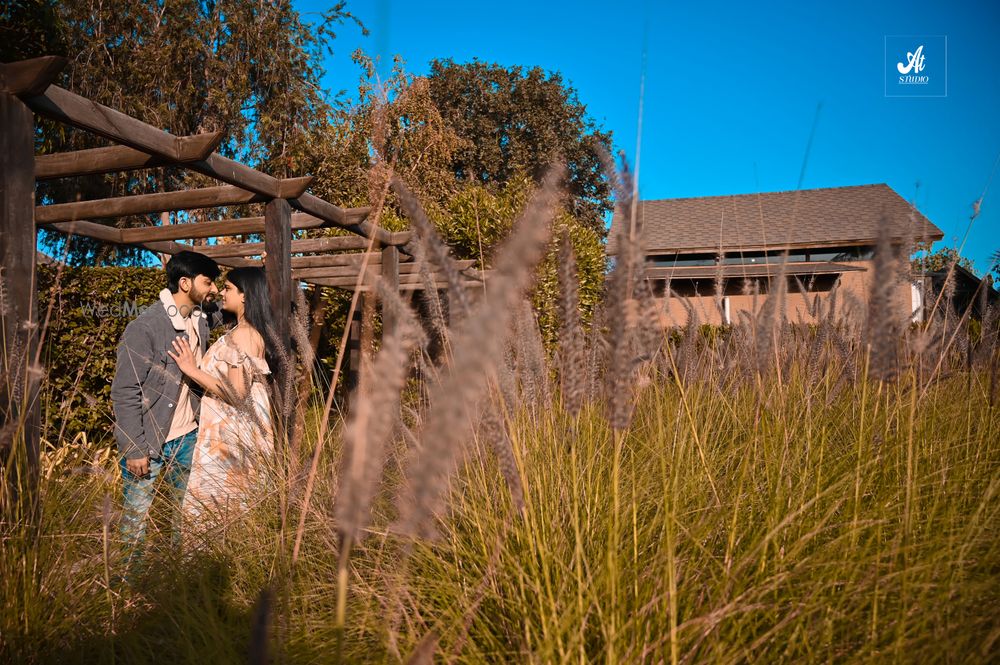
left=650, top=253, right=717, bottom=267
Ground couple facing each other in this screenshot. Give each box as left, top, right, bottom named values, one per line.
left=110, top=250, right=277, bottom=567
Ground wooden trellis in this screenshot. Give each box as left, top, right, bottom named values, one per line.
left=0, top=56, right=485, bottom=498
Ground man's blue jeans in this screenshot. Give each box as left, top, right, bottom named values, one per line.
left=119, top=428, right=197, bottom=572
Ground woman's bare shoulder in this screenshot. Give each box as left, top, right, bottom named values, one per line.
left=229, top=325, right=265, bottom=357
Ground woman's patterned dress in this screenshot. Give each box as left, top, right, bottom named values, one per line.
left=183, top=329, right=273, bottom=522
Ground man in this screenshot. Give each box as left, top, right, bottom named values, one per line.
left=110, top=251, right=224, bottom=574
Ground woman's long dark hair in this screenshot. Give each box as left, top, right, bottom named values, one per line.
left=224, top=267, right=282, bottom=378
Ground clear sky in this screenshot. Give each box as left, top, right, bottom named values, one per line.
left=295, top=0, right=1000, bottom=275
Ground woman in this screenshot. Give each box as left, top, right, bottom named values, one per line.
left=168, top=267, right=276, bottom=522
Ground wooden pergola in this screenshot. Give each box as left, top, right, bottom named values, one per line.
left=0, top=56, right=483, bottom=495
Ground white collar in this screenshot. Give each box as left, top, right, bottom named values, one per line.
left=159, top=288, right=204, bottom=332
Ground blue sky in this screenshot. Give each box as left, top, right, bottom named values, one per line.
left=296, top=0, right=1000, bottom=275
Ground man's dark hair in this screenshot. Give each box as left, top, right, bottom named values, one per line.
left=165, top=251, right=221, bottom=293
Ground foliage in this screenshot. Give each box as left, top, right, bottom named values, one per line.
left=911, top=243, right=977, bottom=275
left=426, top=59, right=614, bottom=236
left=9, top=0, right=364, bottom=265
left=311, top=56, right=609, bottom=350
left=3, top=371, right=998, bottom=663
left=1, top=1, right=67, bottom=59
left=36, top=265, right=166, bottom=444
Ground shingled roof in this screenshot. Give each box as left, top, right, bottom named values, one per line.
left=608, top=184, right=943, bottom=255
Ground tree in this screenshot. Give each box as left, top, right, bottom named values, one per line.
left=6, top=0, right=364, bottom=265
left=425, top=59, right=614, bottom=236
left=911, top=245, right=977, bottom=275
left=314, top=56, right=610, bottom=347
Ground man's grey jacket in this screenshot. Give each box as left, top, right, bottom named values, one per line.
left=111, top=294, right=224, bottom=460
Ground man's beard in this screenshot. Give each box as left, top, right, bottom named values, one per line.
left=189, top=286, right=215, bottom=308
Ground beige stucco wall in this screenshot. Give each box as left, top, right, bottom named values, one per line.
left=659, top=260, right=915, bottom=327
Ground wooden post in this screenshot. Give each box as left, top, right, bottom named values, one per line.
left=381, top=245, right=400, bottom=339
left=346, top=298, right=363, bottom=397
left=0, top=89, right=41, bottom=513
left=264, top=197, right=292, bottom=438
left=264, top=199, right=292, bottom=350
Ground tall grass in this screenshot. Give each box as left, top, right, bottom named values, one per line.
left=1, top=166, right=998, bottom=663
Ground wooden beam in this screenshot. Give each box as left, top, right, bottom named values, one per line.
left=35, top=185, right=271, bottom=224
left=17, top=81, right=414, bottom=249
left=288, top=253, right=380, bottom=269
left=39, top=220, right=252, bottom=267
left=121, top=218, right=271, bottom=243
left=21, top=84, right=383, bottom=238
left=117, top=212, right=326, bottom=243
left=34, top=133, right=223, bottom=180
left=290, top=260, right=474, bottom=281
left=400, top=260, right=475, bottom=274
left=305, top=277, right=478, bottom=291
left=132, top=239, right=253, bottom=268
left=278, top=176, right=315, bottom=199
left=193, top=233, right=411, bottom=258
left=289, top=192, right=383, bottom=241
left=0, top=89, right=42, bottom=511
left=39, top=220, right=122, bottom=243
left=25, top=84, right=214, bottom=162
left=291, top=265, right=377, bottom=280
left=0, top=56, right=67, bottom=96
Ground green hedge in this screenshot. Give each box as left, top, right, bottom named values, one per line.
left=37, top=265, right=168, bottom=446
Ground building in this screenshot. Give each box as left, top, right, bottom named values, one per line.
left=921, top=264, right=999, bottom=322
left=609, top=184, right=946, bottom=326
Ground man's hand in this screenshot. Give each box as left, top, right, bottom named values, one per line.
left=126, top=456, right=150, bottom=478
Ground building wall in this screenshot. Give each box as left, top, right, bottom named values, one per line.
left=659, top=260, right=915, bottom=326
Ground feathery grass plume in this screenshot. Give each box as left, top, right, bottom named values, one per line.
left=897, top=208, right=919, bottom=286
left=713, top=245, right=726, bottom=323
left=672, top=291, right=700, bottom=384
left=496, top=337, right=519, bottom=408
left=335, top=279, right=425, bottom=544
left=556, top=229, right=587, bottom=417
left=408, top=235, right=450, bottom=358
left=753, top=255, right=788, bottom=378
left=584, top=307, right=607, bottom=403
left=392, top=164, right=564, bottom=540
left=405, top=629, right=439, bottom=665
left=290, top=286, right=316, bottom=376
left=392, top=176, right=472, bottom=321
left=806, top=280, right=840, bottom=382
left=601, top=155, right=652, bottom=431
left=0, top=265, right=9, bottom=319
left=791, top=276, right=812, bottom=325
left=974, top=302, right=998, bottom=369
left=865, top=220, right=901, bottom=382
left=213, top=368, right=270, bottom=439
left=512, top=298, right=551, bottom=409
left=261, top=321, right=296, bottom=423
left=633, top=271, right=664, bottom=363
left=476, top=378, right=524, bottom=514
